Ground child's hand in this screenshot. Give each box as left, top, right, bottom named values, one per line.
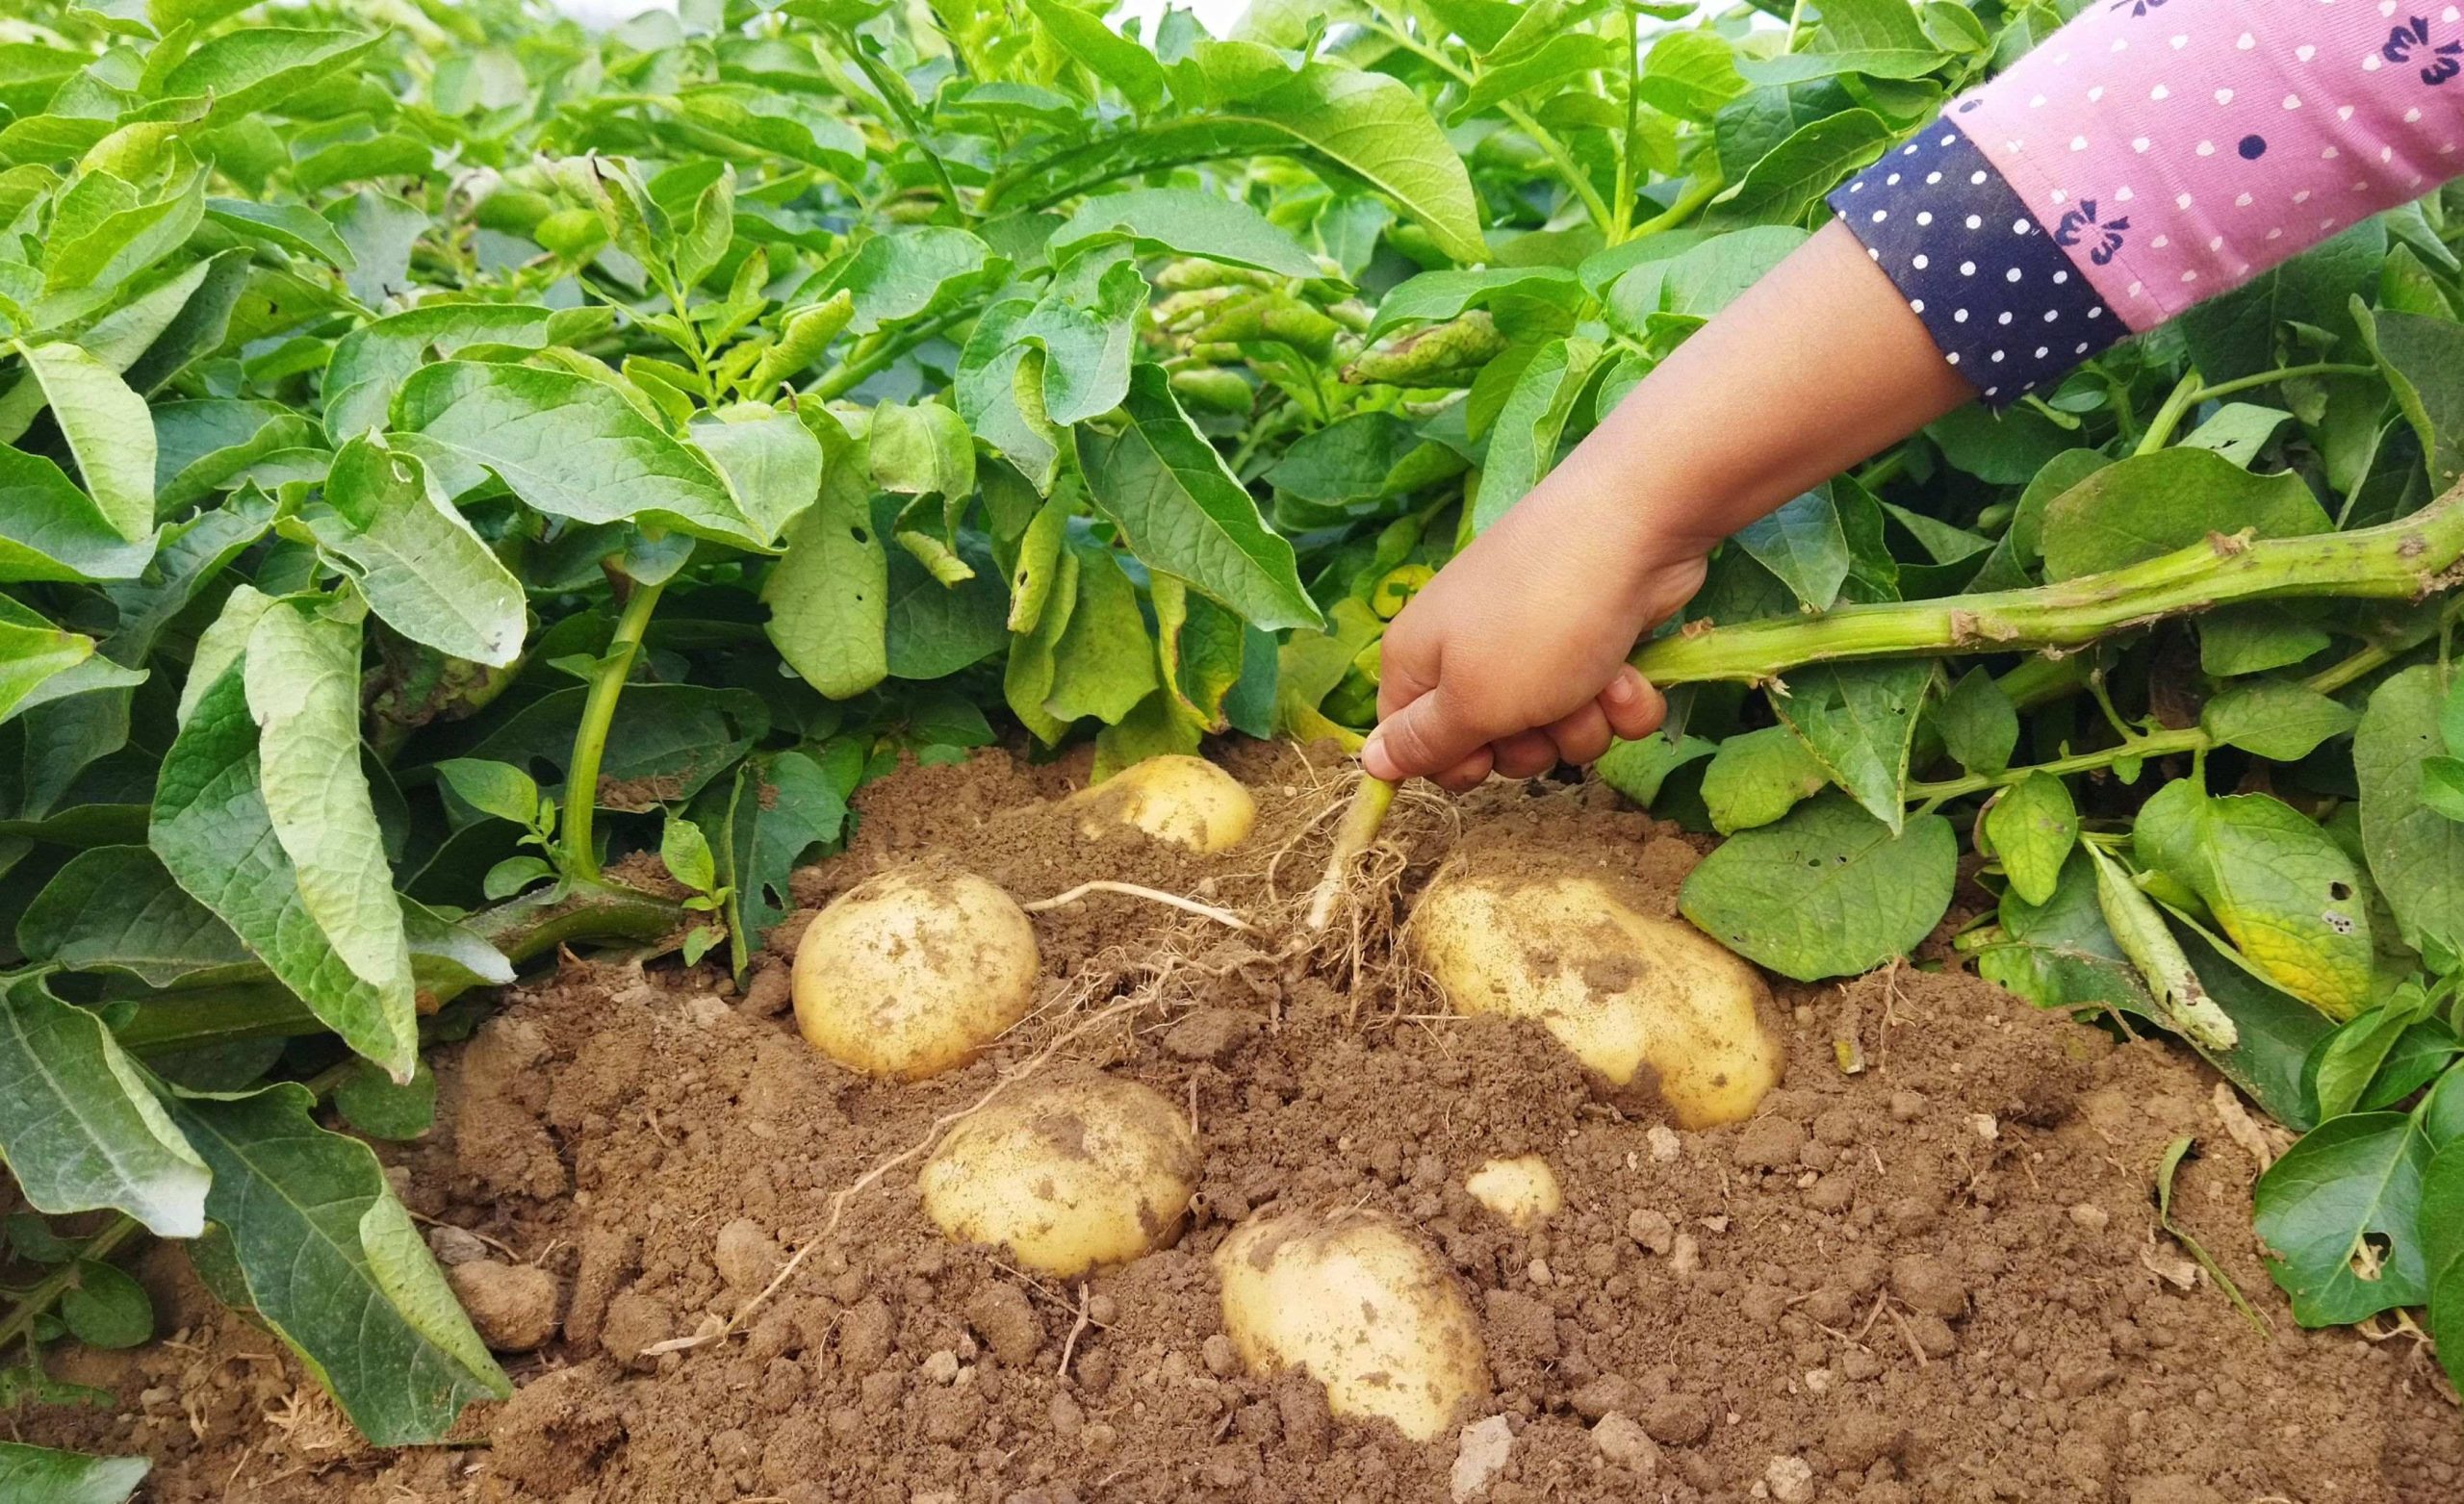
left=1355, top=221, right=1975, bottom=792
left=1361, top=492, right=1704, bottom=790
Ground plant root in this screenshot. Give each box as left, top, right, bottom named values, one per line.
left=1022, top=880, right=1250, bottom=930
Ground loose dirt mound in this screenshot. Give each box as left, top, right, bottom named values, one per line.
left=20, top=745, right=2462, bottom=1502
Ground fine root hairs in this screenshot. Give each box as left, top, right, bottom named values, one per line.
left=646, top=949, right=1195, bottom=1356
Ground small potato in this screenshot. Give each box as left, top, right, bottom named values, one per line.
left=1215, top=1209, right=1489, bottom=1442
left=793, top=867, right=1039, bottom=1081
left=1066, top=754, right=1255, bottom=853
left=1464, top=1156, right=1561, bottom=1230
left=1411, top=871, right=1782, bottom=1128
left=920, top=1071, right=1199, bottom=1277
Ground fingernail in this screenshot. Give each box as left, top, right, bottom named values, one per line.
left=1359, top=728, right=1387, bottom=768
left=1604, top=670, right=1639, bottom=704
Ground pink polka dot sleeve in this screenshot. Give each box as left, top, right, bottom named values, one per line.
left=1953, top=0, right=2463, bottom=331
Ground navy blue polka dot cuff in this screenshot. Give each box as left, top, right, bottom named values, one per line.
left=1827, top=119, right=2123, bottom=407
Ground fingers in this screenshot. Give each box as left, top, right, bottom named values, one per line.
left=1430, top=747, right=1494, bottom=794
left=1362, top=686, right=1496, bottom=784
left=1490, top=729, right=1558, bottom=780
left=1598, top=667, right=1668, bottom=742
left=1544, top=701, right=1614, bottom=767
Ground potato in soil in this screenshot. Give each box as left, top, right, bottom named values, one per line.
left=919, top=1069, right=1200, bottom=1277
left=792, top=866, right=1039, bottom=1080
left=1411, top=869, right=1782, bottom=1127
left=1463, top=1154, right=1561, bottom=1230
left=1214, top=1207, right=1490, bottom=1442
left=1065, top=753, right=1255, bottom=852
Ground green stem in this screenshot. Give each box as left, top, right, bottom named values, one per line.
left=110, top=879, right=689, bottom=1055
left=0, top=1216, right=140, bottom=1356
left=1628, top=167, right=1725, bottom=239
left=1610, top=3, right=1642, bottom=242
left=2135, top=370, right=2204, bottom=455
left=1909, top=726, right=2206, bottom=803
left=2187, top=362, right=2376, bottom=406
left=845, top=44, right=968, bottom=220
left=806, top=313, right=967, bottom=401
left=1906, top=627, right=2414, bottom=803
left=1627, top=479, right=2464, bottom=685
left=561, top=574, right=666, bottom=882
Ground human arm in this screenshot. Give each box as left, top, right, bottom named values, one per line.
left=1364, top=0, right=2464, bottom=788
left=1360, top=221, right=1973, bottom=790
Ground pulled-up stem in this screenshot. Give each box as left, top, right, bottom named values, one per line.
left=1626, top=479, right=2464, bottom=685
left=1303, top=773, right=1396, bottom=933
left=1303, top=480, right=2464, bottom=931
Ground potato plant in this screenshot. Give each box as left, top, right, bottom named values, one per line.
left=0, top=0, right=2458, bottom=1486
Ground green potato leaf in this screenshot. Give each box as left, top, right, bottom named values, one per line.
left=2252, top=1110, right=2431, bottom=1326
left=0, top=975, right=210, bottom=1238
left=1051, top=187, right=1320, bottom=279
left=1700, top=724, right=1831, bottom=834
left=0, top=1443, right=147, bottom=1504
left=2356, top=667, right=2464, bottom=954
left=12, top=340, right=154, bottom=543
left=2201, top=679, right=2361, bottom=762
left=2038, top=447, right=2332, bottom=582
left=162, top=1083, right=510, bottom=1444
left=152, top=653, right=419, bottom=1082
left=2426, top=1140, right=2464, bottom=1393
left=1768, top=659, right=1932, bottom=831
left=1732, top=488, right=1852, bottom=613
left=16, top=844, right=258, bottom=989
left=310, top=439, right=526, bottom=669
left=1679, top=791, right=1957, bottom=981
left=392, top=361, right=766, bottom=548
left=1985, top=770, right=2076, bottom=907
left=1077, top=365, right=1321, bottom=632
left=1934, top=666, right=2017, bottom=777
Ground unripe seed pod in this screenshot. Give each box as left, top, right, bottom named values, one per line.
left=1169, top=367, right=1255, bottom=414
left=533, top=208, right=608, bottom=259
left=2086, top=843, right=2239, bottom=1051
left=1343, top=310, right=1507, bottom=386
left=1155, top=259, right=1278, bottom=293
left=475, top=188, right=556, bottom=235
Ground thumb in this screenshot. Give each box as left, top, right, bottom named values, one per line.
left=1362, top=685, right=1487, bottom=783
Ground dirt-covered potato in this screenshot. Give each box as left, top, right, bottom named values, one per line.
left=1464, top=1155, right=1560, bottom=1230
left=792, top=867, right=1039, bottom=1081
left=1065, top=754, right=1255, bottom=853
left=1214, top=1209, right=1489, bottom=1442
left=1410, top=870, right=1782, bottom=1128
left=920, top=1070, right=1200, bottom=1276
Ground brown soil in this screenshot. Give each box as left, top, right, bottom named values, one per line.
left=16, top=742, right=2462, bottom=1503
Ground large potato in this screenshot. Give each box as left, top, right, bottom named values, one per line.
left=920, top=1070, right=1199, bottom=1277
left=1066, top=754, right=1254, bottom=853
left=1410, top=871, right=1782, bottom=1128
left=792, top=867, right=1039, bottom=1080
left=1215, top=1210, right=1489, bottom=1442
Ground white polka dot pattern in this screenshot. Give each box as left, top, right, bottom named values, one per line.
left=1829, top=124, right=2123, bottom=406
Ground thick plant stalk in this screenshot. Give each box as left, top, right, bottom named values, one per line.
left=112, top=879, right=687, bottom=1054
left=1305, top=479, right=2464, bottom=931
left=1627, top=479, right=2464, bottom=685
